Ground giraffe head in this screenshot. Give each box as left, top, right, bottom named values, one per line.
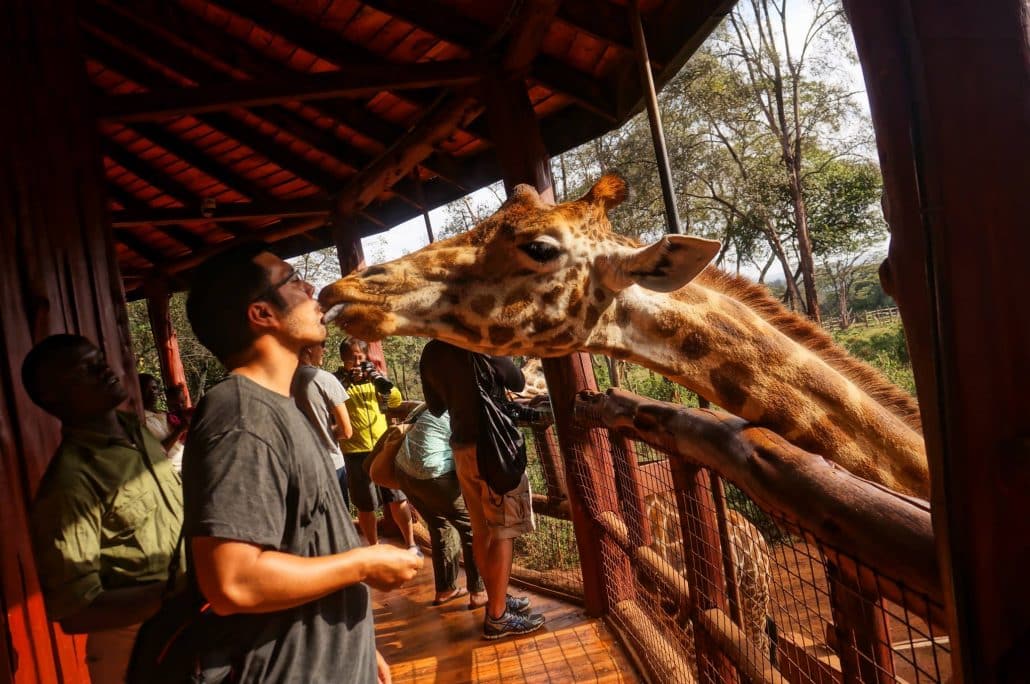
left=319, top=175, right=720, bottom=356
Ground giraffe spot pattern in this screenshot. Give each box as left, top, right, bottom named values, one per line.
left=488, top=325, right=516, bottom=346
left=680, top=331, right=709, bottom=360
left=441, top=314, right=481, bottom=341
left=470, top=294, right=494, bottom=317
left=540, top=286, right=562, bottom=307
left=709, top=361, right=754, bottom=414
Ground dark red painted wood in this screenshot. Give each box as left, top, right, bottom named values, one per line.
left=145, top=278, right=192, bottom=412
left=845, top=0, right=1030, bottom=680
left=0, top=0, right=134, bottom=680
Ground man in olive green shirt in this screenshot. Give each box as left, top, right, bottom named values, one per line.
left=22, top=334, right=184, bottom=683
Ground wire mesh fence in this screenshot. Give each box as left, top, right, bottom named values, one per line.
left=510, top=421, right=584, bottom=600
left=566, top=390, right=950, bottom=684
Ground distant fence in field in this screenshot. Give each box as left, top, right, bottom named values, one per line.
left=822, top=307, right=900, bottom=332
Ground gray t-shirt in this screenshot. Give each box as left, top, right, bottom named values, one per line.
left=182, top=375, right=374, bottom=683
left=292, top=364, right=349, bottom=470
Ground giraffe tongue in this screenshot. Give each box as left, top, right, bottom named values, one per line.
left=322, top=303, right=346, bottom=325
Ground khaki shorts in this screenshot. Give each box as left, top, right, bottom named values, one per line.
left=453, top=445, right=535, bottom=542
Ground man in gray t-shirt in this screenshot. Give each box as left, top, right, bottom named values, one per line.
left=185, top=375, right=369, bottom=681
left=185, top=243, right=422, bottom=683
left=292, top=343, right=353, bottom=507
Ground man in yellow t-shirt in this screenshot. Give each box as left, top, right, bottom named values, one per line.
left=337, top=338, right=418, bottom=552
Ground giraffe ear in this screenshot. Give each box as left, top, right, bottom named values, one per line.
left=582, top=174, right=628, bottom=210
left=601, top=235, right=721, bottom=293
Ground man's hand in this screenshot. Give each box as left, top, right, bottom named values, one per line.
left=376, top=649, right=392, bottom=684
left=361, top=545, right=423, bottom=591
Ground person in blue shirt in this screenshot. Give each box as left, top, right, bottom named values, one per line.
left=395, top=409, right=486, bottom=608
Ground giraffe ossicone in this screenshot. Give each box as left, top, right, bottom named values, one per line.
left=319, top=174, right=928, bottom=498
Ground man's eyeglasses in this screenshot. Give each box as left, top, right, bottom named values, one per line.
left=252, top=268, right=303, bottom=302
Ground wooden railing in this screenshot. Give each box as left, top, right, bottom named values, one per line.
left=559, top=388, right=947, bottom=684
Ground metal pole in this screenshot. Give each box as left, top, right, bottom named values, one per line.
left=629, top=0, right=682, bottom=234
left=412, top=167, right=435, bottom=243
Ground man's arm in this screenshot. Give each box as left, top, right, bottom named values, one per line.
left=59, top=583, right=166, bottom=634
left=332, top=403, right=353, bottom=440
left=191, top=537, right=421, bottom=615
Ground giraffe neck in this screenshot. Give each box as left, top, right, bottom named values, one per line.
left=587, top=284, right=928, bottom=498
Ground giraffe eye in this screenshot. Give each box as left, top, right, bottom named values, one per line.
left=519, top=240, right=561, bottom=263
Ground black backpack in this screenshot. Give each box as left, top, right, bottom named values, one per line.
left=471, top=353, right=528, bottom=495
left=126, top=531, right=223, bottom=683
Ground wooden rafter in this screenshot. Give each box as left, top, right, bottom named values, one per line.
left=334, top=95, right=481, bottom=221
left=111, top=197, right=330, bottom=226
left=97, top=60, right=486, bottom=122
left=358, top=0, right=618, bottom=122
left=502, top=0, right=562, bottom=73
left=125, top=122, right=269, bottom=200
left=557, top=0, right=634, bottom=53
left=106, top=0, right=473, bottom=187
left=85, top=33, right=343, bottom=192
left=101, top=139, right=196, bottom=206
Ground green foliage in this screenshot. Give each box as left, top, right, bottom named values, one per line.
left=834, top=322, right=916, bottom=395
left=127, top=293, right=226, bottom=402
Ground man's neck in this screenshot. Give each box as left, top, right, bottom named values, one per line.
left=66, top=410, right=125, bottom=438
left=230, top=338, right=300, bottom=397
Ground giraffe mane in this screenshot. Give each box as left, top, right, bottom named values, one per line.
left=694, top=268, right=923, bottom=433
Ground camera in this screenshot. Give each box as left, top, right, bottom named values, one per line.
left=348, top=360, right=394, bottom=395
left=499, top=398, right=551, bottom=427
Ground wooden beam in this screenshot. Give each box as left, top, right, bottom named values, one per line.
left=85, top=34, right=344, bottom=191
left=97, top=60, right=486, bottom=122
left=111, top=197, right=330, bottom=226
left=101, top=138, right=196, bottom=205
left=106, top=0, right=477, bottom=180
left=359, top=0, right=618, bottom=122
left=556, top=0, right=634, bottom=53
left=113, top=228, right=165, bottom=265
left=126, top=122, right=269, bottom=200
left=333, top=95, right=480, bottom=221
left=502, top=0, right=561, bottom=74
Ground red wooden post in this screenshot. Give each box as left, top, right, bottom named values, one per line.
left=671, top=462, right=737, bottom=683
left=532, top=426, right=568, bottom=501
left=825, top=562, right=896, bottom=684
left=0, top=0, right=132, bottom=680
left=609, top=432, right=653, bottom=549
left=483, top=72, right=634, bottom=617
left=144, top=277, right=192, bottom=411
left=844, top=1, right=1030, bottom=680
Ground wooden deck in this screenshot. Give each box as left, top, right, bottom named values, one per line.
left=372, top=545, right=640, bottom=684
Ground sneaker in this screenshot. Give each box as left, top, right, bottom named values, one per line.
left=506, top=593, right=532, bottom=616
left=483, top=610, right=545, bottom=640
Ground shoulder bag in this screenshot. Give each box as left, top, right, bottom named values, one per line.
left=471, top=353, right=527, bottom=495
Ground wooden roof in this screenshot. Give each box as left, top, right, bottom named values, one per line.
left=82, top=0, right=732, bottom=298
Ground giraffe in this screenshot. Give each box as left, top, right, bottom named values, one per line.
left=321, top=176, right=884, bottom=675
left=319, top=174, right=928, bottom=499
left=645, top=490, right=773, bottom=663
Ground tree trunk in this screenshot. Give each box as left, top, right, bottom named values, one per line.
left=787, top=160, right=821, bottom=321
left=764, top=221, right=803, bottom=310
left=606, top=356, right=621, bottom=387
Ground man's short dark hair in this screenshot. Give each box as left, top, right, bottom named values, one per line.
left=340, top=338, right=368, bottom=357
left=22, top=334, right=92, bottom=409
left=186, top=243, right=284, bottom=364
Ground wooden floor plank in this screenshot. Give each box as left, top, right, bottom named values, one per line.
left=373, top=543, right=640, bottom=683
